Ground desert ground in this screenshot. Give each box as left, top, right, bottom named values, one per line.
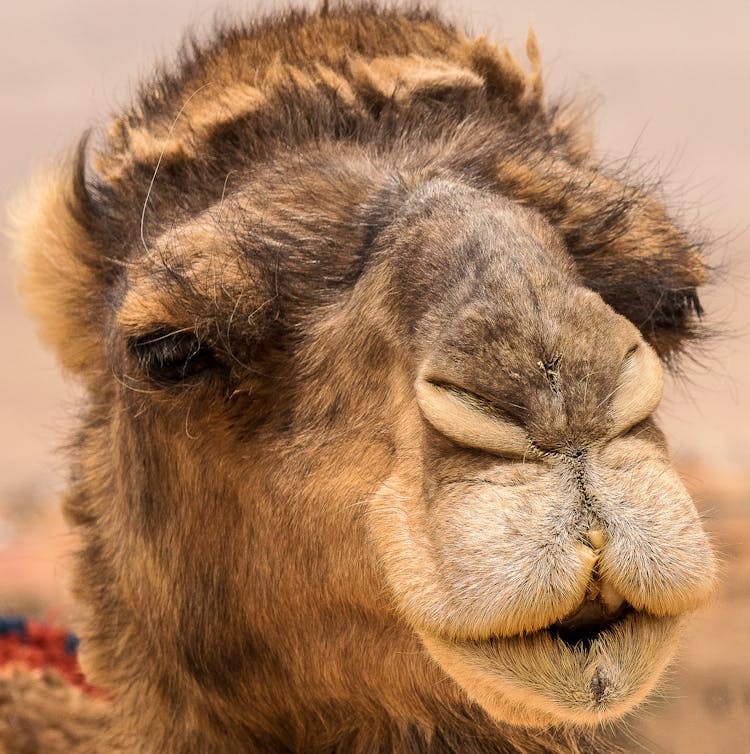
left=1, top=1, right=748, bottom=751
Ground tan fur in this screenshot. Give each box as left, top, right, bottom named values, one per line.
left=11, top=6, right=716, bottom=753
left=348, top=54, right=484, bottom=99
left=10, top=167, right=108, bottom=382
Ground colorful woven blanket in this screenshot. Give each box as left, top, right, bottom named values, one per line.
left=0, top=616, right=108, bottom=752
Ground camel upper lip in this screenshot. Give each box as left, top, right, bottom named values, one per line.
left=448, top=600, right=641, bottom=649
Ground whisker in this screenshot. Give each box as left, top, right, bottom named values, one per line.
left=140, top=82, right=213, bottom=254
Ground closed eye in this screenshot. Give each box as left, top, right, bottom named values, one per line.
left=127, top=328, right=219, bottom=383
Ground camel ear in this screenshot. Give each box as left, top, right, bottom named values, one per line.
left=10, top=143, right=108, bottom=383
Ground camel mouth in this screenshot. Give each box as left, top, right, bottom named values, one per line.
left=546, top=599, right=635, bottom=650
left=420, top=610, right=682, bottom=726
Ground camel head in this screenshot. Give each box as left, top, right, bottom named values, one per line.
left=14, top=6, right=716, bottom=750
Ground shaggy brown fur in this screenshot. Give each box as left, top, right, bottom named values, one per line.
left=11, top=4, right=716, bottom=752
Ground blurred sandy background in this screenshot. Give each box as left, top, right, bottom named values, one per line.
left=0, top=1, right=748, bottom=751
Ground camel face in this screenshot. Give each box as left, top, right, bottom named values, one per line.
left=361, top=183, right=716, bottom=725
left=14, top=6, right=717, bottom=750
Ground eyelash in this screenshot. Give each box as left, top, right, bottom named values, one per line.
left=127, top=329, right=219, bottom=382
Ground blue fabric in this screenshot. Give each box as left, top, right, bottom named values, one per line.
left=0, top=615, right=80, bottom=655
left=64, top=632, right=80, bottom=655
left=0, top=616, right=27, bottom=638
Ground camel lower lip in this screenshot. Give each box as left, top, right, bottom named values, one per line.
left=420, top=612, right=682, bottom=726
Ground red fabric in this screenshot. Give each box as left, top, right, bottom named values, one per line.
left=0, top=621, right=104, bottom=697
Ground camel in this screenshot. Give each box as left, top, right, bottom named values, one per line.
left=9, top=5, right=717, bottom=752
